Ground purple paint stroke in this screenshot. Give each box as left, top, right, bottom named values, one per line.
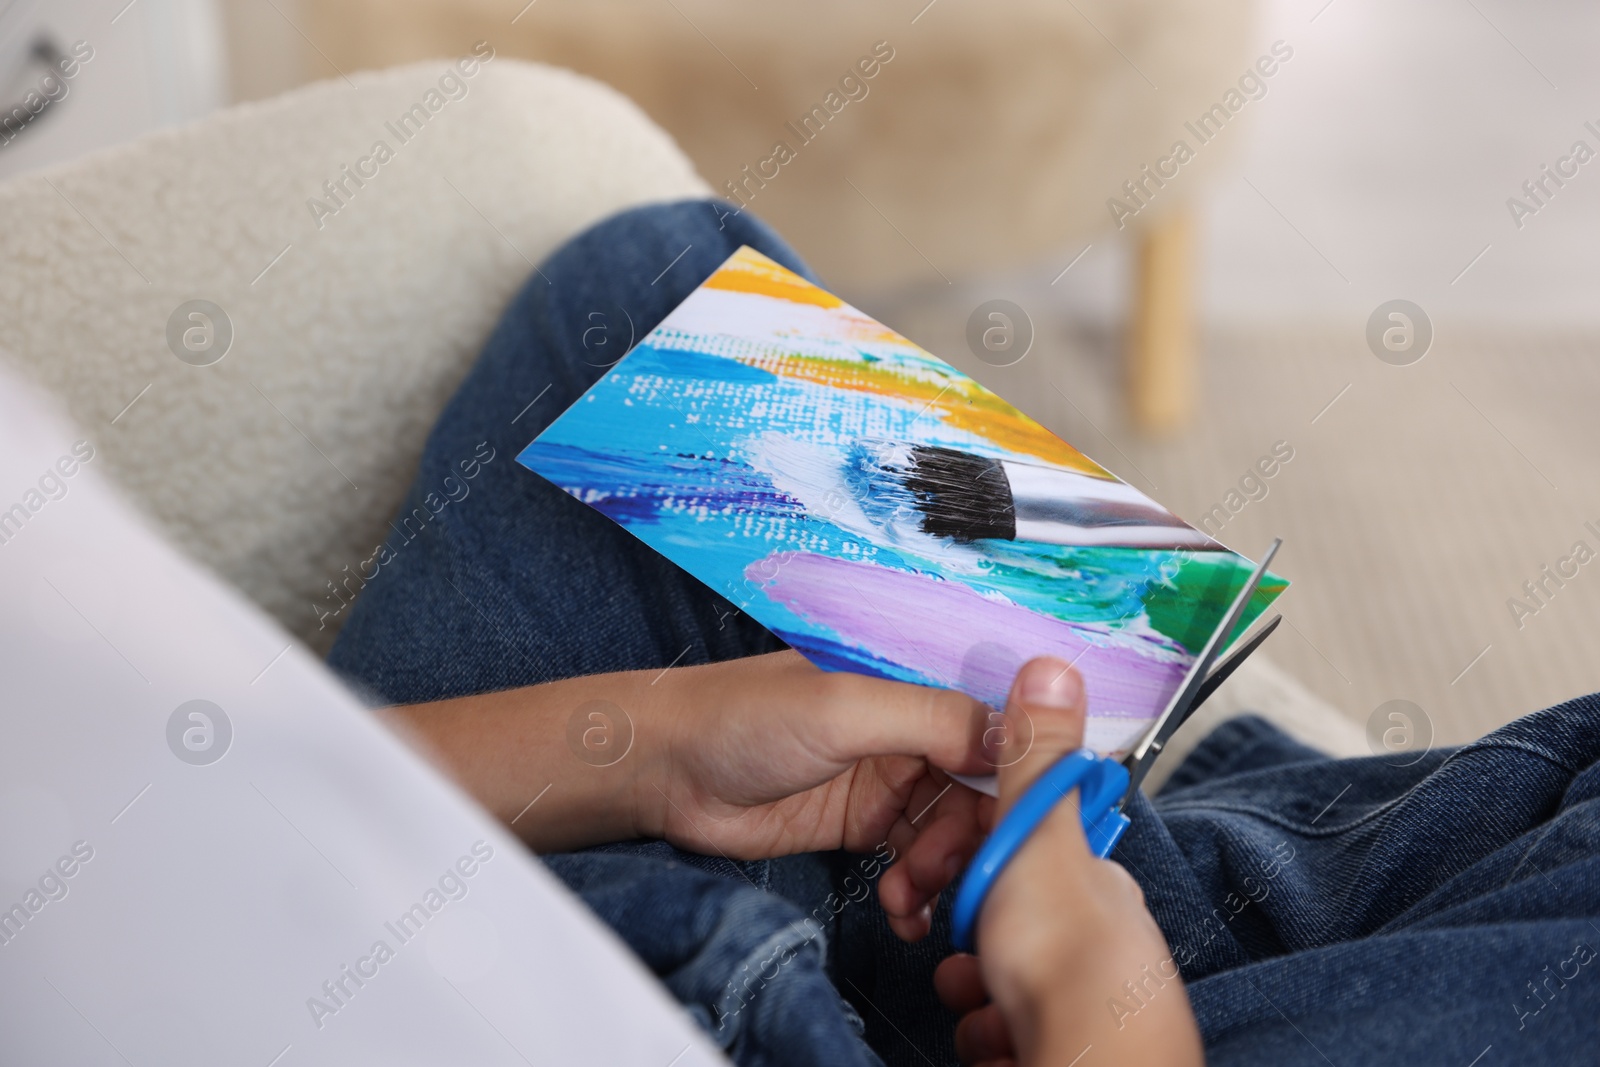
left=751, top=552, right=1187, bottom=750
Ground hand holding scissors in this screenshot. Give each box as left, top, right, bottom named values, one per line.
left=932, top=653, right=1210, bottom=1066
left=951, top=538, right=1283, bottom=952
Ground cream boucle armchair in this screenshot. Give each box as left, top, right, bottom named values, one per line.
left=0, top=58, right=707, bottom=653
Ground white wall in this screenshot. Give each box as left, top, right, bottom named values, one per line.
left=1203, top=0, right=1600, bottom=327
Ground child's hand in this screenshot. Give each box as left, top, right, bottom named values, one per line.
left=930, top=658, right=1204, bottom=1067
left=640, top=651, right=994, bottom=868
left=394, top=650, right=995, bottom=886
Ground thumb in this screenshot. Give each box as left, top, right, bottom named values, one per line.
left=993, top=657, right=1088, bottom=816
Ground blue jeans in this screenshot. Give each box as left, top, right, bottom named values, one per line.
left=329, top=200, right=1600, bottom=1066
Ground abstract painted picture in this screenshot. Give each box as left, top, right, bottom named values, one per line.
left=519, top=247, right=1285, bottom=758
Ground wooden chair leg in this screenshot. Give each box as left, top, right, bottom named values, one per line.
left=1128, top=208, right=1195, bottom=435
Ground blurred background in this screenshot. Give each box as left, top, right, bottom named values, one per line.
left=8, top=0, right=1600, bottom=747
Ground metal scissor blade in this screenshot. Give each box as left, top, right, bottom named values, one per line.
left=1124, top=614, right=1282, bottom=794
left=1191, top=613, right=1281, bottom=714
left=1120, top=538, right=1282, bottom=807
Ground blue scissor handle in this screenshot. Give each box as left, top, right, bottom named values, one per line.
left=949, top=749, right=1131, bottom=953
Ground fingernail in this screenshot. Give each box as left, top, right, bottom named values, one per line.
left=1020, top=660, right=1082, bottom=709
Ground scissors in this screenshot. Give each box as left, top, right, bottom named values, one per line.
left=950, top=538, right=1283, bottom=952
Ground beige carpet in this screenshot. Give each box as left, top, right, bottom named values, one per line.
left=869, top=284, right=1600, bottom=749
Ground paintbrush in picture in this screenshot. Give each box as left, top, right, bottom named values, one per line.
left=846, top=439, right=1223, bottom=551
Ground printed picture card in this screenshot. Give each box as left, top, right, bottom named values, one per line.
left=519, top=247, right=1284, bottom=758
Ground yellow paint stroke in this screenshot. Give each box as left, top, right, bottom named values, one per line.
left=707, top=247, right=1112, bottom=477
left=748, top=351, right=1112, bottom=477
left=703, top=246, right=843, bottom=309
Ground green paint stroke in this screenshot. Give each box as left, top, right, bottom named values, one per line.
left=1141, top=552, right=1288, bottom=656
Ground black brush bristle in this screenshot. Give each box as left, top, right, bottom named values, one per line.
left=903, top=445, right=1016, bottom=542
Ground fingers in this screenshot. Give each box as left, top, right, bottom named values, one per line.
left=877, top=782, right=988, bottom=941
left=934, top=952, right=988, bottom=1014
left=880, top=658, right=1089, bottom=945
left=839, top=755, right=932, bottom=853
left=994, top=657, right=1088, bottom=816
left=815, top=672, right=993, bottom=776
left=953, top=1003, right=1015, bottom=1066
left=938, top=956, right=1020, bottom=1065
